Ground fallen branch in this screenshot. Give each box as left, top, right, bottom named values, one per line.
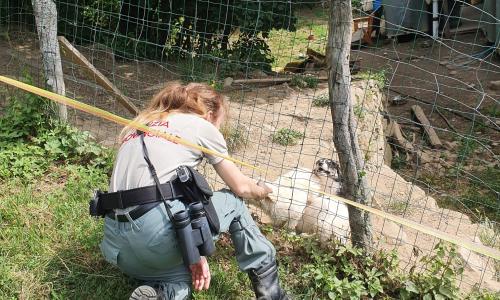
left=387, top=120, right=415, bottom=152
left=436, top=108, right=457, bottom=133
left=224, top=76, right=329, bottom=88
left=411, top=105, right=443, bottom=148
left=388, top=88, right=500, bottom=133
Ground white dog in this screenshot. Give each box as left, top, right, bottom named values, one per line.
left=250, top=159, right=350, bottom=243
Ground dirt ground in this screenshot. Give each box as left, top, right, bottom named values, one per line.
left=0, top=26, right=498, bottom=293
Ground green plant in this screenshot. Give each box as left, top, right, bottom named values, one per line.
left=33, top=121, right=113, bottom=169
left=290, top=75, right=319, bottom=89
left=271, top=128, right=304, bottom=146
left=82, top=0, right=120, bottom=28
left=353, top=104, right=365, bottom=118
left=385, top=200, right=408, bottom=215
left=312, top=94, right=330, bottom=107
left=0, top=87, right=114, bottom=180
left=400, top=243, right=462, bottom=300
left=0, top=143, right=49, bottom=180
left=356, top=69, right=387, bottom=89
left=297, top=237, right=401, bottom=299
left=352, top=0, right=363, bottom=10
left=220, top=124, right=248, bottom=153
left=391, top=152, right=407, bottom=170
left=0, top=86, right=51, bottom=144
left=478, top=217, right=500, bottom=281
left=482, top=105, right=500, bottom=118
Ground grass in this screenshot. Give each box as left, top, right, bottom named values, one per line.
left=481, top=105, right=500, bottom=118
left=0, top=166, right=135, bottom=299
left=478, top=217, right=500, bottom=281
left=1, top=158, right=498, bottom=299
left=268, top=8, right=329, bottom=70
left=271, top=128, right=305, bottom=146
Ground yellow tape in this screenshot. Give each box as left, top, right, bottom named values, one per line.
left=298, top=183, right=500, bottom=261
left=1, top=75, right=499, bottom=261
left=0, top=76, right=262, bottom=172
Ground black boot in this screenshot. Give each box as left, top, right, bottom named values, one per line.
left=248, top=260, right=290, bottom=300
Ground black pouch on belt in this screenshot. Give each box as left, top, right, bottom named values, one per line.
left=176, top=165, right=220, bottom=235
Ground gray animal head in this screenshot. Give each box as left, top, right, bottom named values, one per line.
left=313, top=158, right=341, bottom=181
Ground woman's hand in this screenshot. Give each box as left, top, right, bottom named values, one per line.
left=189, top=256, right=211, bottom=291
left=257, top=180, right=273, bottom=197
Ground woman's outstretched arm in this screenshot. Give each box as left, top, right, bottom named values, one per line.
left=213, top=160, right=272, bottom=200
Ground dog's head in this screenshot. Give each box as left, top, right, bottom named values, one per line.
left=313, top=158, right=341, bottom=181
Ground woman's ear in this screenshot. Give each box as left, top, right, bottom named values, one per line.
left=206, top=110, right=215, bottom=123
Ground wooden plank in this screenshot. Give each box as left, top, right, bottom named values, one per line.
left=57, top=36, right=139, bottom=115
left=411, top=105, right=442, bottom=148
left=387, top=120, right=414, bottom=152
left=232, top=76, right=328, bottom=85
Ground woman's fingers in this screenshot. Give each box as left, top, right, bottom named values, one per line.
left=204, top=271, right=211, bottom=290
left=190, top=257, right=211, bottom=291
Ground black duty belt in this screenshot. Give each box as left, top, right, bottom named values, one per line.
left=106, top=201, right=161, bottom=222
left=99, top=181, right=184, bottom=211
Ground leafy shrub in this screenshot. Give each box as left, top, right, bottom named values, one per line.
left=280, top=235, right=484, bottom=300
left=312, top=94, right=330, bottom=107
left=0, top=143, right=49, bottom=180
left=0, top=87, right=114, bottom=180
left=272, top=128, right=304, bottom=146
left=33, top=122, right=113, bottom=169
left=0, top=86, right=51, bottom=144
left=230, top=35, right=274, bottom=73
left=400, top=243, right=462, bottom=300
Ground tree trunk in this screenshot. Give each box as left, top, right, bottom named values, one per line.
left=327, top=0, right=373, bottom=249
left=32, top=0, right=67, bottom=120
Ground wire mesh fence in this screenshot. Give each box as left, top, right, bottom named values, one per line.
left=0, top=0, right=499, bottom=296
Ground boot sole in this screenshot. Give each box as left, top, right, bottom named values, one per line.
left=129, top=285, right=158, bottom=300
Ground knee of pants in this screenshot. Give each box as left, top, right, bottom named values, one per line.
left=228, top=216, right=276, bottom=263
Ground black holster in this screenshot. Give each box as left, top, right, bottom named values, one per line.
left=175, top=165, right=220, bottom=235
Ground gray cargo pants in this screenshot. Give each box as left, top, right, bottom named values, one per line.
left=100, top=189, right=276, bottom=299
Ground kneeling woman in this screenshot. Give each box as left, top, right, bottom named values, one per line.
left=99, top=82, right=288, bottom=300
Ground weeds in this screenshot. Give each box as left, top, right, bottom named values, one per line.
left=353, top=104, right=366, bottom=119
left=312, top=94, right=330, bottom=107
left=0, top=87, right=113, bottom=181
left=290, top=74, right=319, bottom=89
left=385, top=200, right=408, bottom=215
left=355, top=69, right=387, bottom=89
left=482, top=105, right=500, bottom=118
left=220, top=123, right=247, bottom=153
left=271, top=128, right=304, bottom=146
left=456, top=136, right=479, bottom=163
left=391, top=152, right=408, bottom=170
left=478, top=217, right=500, bottom=281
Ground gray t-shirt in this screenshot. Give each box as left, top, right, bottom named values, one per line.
left=109, top=113, right=228, bottom=214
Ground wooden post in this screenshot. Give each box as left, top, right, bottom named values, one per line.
left=31, top=0, right=67, bottom=121
left=327, top=0, right=372, bottom=249
left=58, top=36, right=139, bottom=115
